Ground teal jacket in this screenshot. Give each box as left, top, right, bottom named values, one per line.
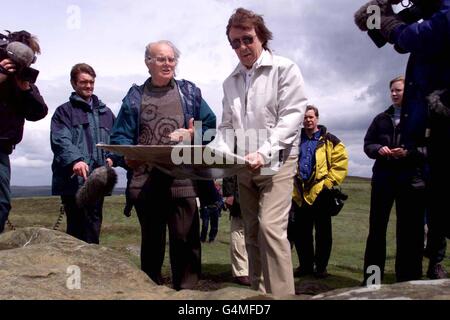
left=51, top=93, right=115, bottom=195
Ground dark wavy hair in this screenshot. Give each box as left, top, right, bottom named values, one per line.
left=70, top=63, right=96, bottom=83
left=226, top=8, right=273, bottom=50
left=5, top=30, right=41, bottom=54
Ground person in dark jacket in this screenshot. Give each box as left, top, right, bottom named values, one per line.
left=0, top=31, right=48, bottom=233
left=290, top=105, right=348, bottom=279
left=199, top=180, right=223, bottom=243
left=222, top=175, right=250, bottom=286
left=109, top=40, right=216, bottom=291
left=362, top=76, right=426, bottom=285
left=390, top=0, right=450, bottom=280
left=50, top=63, right=115, bottom=244
left=355, top=0, right=450, bottom=280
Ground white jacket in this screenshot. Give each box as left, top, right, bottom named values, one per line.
left=210, top=50, right=308, bottom=172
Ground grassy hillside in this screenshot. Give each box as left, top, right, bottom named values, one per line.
left=5, top=176, right=449, bottom=293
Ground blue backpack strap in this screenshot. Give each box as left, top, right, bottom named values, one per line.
left=177, top=79, right=201, bottom=128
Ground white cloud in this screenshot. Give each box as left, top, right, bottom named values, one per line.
left=12, top=156, right=48, bottom=168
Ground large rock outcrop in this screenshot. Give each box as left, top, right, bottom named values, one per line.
left=312, top=279, right=450, bottom=300
left=0, top=227, right=259, bottom=300
left=0, top=228, right=448, bottom=300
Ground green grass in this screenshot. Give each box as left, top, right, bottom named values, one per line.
left=6, top=177, right=450, bottom=293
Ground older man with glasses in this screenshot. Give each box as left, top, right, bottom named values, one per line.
left=108, top=40, right=216, bottom=291
left=210, top=8, right=308, bottom=296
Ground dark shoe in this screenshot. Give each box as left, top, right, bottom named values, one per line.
left=234, top=276, right=251, bottom=286
left=294, top=266, right=314, bottom=277
left=150, top=273, right=164, bottom=285
left=427, top=263, right=448, bottom=279
left=314, top=269, right=330, bottom=279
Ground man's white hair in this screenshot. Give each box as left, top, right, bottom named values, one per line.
left=145, top=40, right=181, bottom=63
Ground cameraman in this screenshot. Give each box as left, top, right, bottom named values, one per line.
left=355, top=0, right=450, bottom=279
left=0, top=31, right=48, bottom=234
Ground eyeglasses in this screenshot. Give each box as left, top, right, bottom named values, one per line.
left=230, top=35, right=255, bottom=50
left=147, top=56, right=177, bottom=65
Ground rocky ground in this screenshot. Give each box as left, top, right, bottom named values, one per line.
left=0, top=227, right=448, bottom=300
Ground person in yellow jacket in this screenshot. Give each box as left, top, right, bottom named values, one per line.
left=289, top=105, right=348, bottom=278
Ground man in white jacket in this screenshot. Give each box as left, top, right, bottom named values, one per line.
left=210, top=8, right=308, bottom=296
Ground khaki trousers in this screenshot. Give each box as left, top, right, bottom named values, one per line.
left=238, top=156, right=297, bottom=296
left=230, top=215, right=249, bottom=277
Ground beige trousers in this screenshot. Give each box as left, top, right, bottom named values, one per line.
left=238, top=156, right=297, bottom=296
left=230, top=215, right=249, bottom=277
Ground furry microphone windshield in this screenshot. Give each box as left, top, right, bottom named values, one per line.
left=76, top=166, right=118, bottom=208
left=6, top=41, right=36, bottom=67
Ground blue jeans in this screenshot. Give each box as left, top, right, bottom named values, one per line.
left=200, top=206, right=220, bottom=242
left=0, top=152, right=11, bottom=234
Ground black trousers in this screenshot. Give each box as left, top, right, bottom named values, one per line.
left=363, top=173, right=425, bottom=283
left=135, top=196, right=201, bottom=291
left=290, top=191, right=333, bottom=273
left=0, top=152, right=11, bottom=234
left=61, top=195, right=104, bottom=244
left=200, top=206, right=220, bottom=242
left=425, top=209, right=447, bottom=265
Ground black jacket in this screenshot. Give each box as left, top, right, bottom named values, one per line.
left=222, top=176, right=241, bottom=218
left=0, top=79, right=48, bottom=154
left=364, top=105, right=423, bottom=179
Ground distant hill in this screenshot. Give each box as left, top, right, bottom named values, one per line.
left=11, top=186, right=127, bottom=198
left=11, top=176, right=370, bottom=198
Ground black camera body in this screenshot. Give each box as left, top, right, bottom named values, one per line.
left=0, top=31, right=39, bottom=83
left=369, top=0, right=439, bottom=48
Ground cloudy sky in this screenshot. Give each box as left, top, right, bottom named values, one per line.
left=3, top=0, right=409, bottom=186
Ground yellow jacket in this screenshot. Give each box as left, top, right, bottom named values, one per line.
left=293, top=127, right=348, bottom=206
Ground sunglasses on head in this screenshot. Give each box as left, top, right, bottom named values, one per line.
left=230, top=35, right=255, bottom=50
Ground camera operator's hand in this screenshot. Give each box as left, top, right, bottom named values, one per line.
left=0, top=58, right=16, bottom=84
left=14, top=77, right=31, bottom=91
left=355, top=0, right=396, bottom=30
left=379, top=15, right=404, bottom=42
left=354, top=0, right=403, bottom=42
left=355, top=0, right=382, bottom=31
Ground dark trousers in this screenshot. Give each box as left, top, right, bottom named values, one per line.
left=0, top=152, right=11, bottom=234
left=200, top=206, right=220, bottom=242
left=290, top=191, right=333, bottom=273
left=135, top=196, right=201, bottom=291
left=424, top=159, right=449, bottom=266
left=363, top=175, right=425, bottom=283
left=425, top=210, right=447, bottom=265
left=61, top=195, right=104, bottom=244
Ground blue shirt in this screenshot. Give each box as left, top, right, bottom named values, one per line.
left=299, top=130, right=320, bottom=181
